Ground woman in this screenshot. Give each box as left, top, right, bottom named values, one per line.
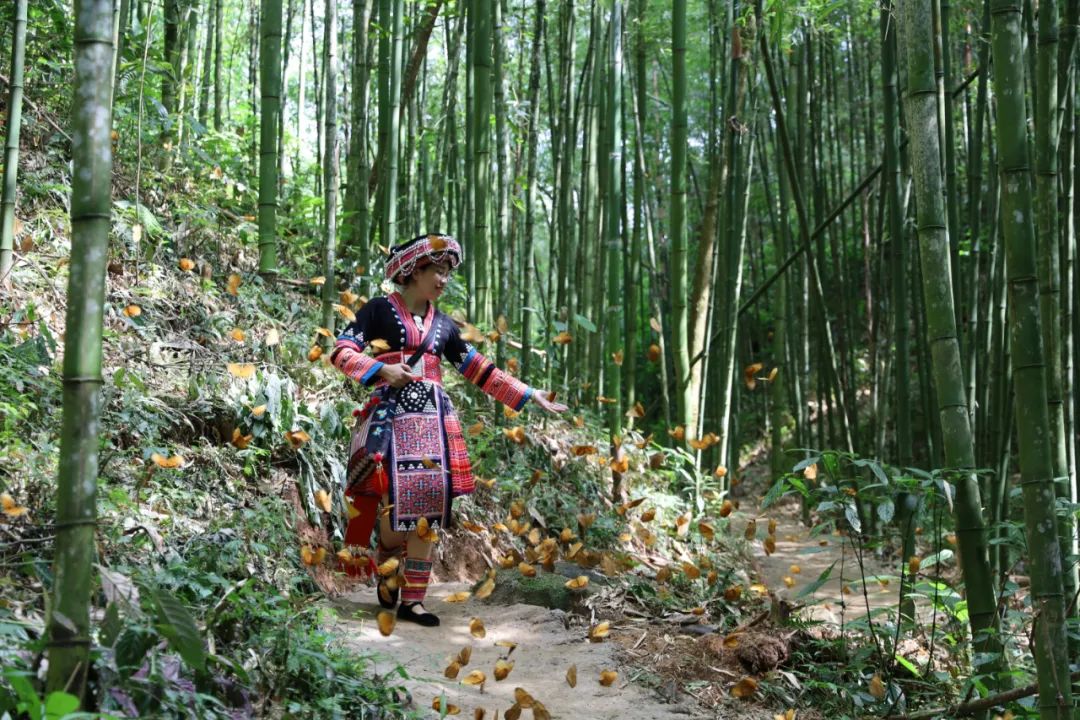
left=330, top=233, right=566, bottom=626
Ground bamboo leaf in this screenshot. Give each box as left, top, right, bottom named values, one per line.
left=797, top=561, right=837, bottom=599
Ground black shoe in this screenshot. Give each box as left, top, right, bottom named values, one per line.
left=377, top=577, right=399, bottom=609
left=397, top=602, right=440, bottom=626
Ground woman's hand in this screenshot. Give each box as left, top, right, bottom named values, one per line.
left=532, top=389, right=568, bottom=414
left=378, top=363, right=421, bottom=388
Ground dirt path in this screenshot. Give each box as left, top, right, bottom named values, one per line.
left=746, top=498, right=899, bottom=624
left=330, top=582, right=708, bottom=720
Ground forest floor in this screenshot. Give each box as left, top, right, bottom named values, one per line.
left=320, top=468, right=900, bottom=719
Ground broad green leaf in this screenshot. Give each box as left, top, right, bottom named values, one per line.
left=844, top=502, right=862, bottom=533
left=797, top=561, right=837, bottom=599
left=150, top=587, right=206, bottom=672
left=574, top=313, right=597, bottom=332
left=44, top=691, right=80, bottom=719
left=894, top=653, right=921, bottom=677
left=876, top=499, right=895, bottom=524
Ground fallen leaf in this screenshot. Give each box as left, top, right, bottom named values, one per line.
left=513, top=687, right=534, bottom=707
left=1, top=493, right=28, bottom=518
left=731, top=677, right=759, bottom=698
left=150, top=452, right=185, bottom=469
left=675, top=512, right=691, bottom=537
left=565, top=576, right=589, bottom=590
left=284, top=429, right=311, bottom=448
left=494, top=658, right=514, bottom=681
left=333, top=304, right=356, bottom=322
left=462, top=670, right=486, bottom=686
left=475, top=576, right=496, bottom=599
left=444, top=591, right=472, bottom=603
left=869, top=673, right=886, bottom=700
left=743, top=362, right=764, bottom=390
left=431, top=697, right=460, bottom=715
left=227, top=362, right=256, bottom=379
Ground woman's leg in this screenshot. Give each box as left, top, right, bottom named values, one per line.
left=399, top=531, right=439, bottom=625
left=375, top=495, right=406, bottom=605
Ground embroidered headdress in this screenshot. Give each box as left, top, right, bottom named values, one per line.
left=385, top=233, right=463, bottom=284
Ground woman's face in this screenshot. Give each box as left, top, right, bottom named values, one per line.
left=411, top=261, right=452, bottom=301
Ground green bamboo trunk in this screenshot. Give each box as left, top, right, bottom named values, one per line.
left=902, top=0, right=1005, bottom=691
left=1035, top=0, right=1079, bottom=613
left=990, top=0, right=1075, bottom=710
left=0, top=0, right=27, bottom=291
left=669, top=0, right=691, bottom=432
left=386, top=0, right=402, bottom=243
left=520, top=0, right=545, bottom=381
left=344, top=0, right=372, bottom=264
left=320, top=0, right=339, bottom=337
left=46, top=0, right=114, bottom=702
left=471, top=0, right=492, bottom=319
left=257, top=0, right=282, bottom=274
left=213, top=0, right=223, bottom=130
left=606, top=1, right=625, bottom=500
left=883, top=0, right=916, bottom=620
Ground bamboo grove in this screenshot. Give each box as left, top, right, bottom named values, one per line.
left=8, top=0, right=1080, bottom=711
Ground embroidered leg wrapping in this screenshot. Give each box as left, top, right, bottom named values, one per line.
left=401, top=557, right=433, bottom=604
